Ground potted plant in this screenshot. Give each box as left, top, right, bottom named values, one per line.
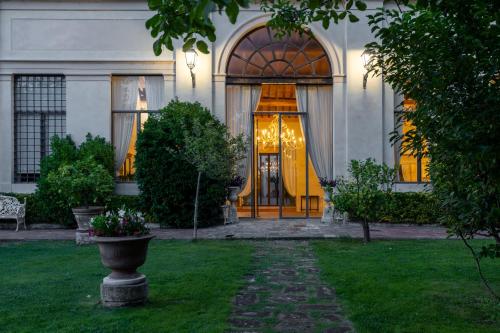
left=90, top=207, right=154, bottom=307
left=319, top=177, right=337, bottom=223
left=46, top=157, right=114, bottom=244
left=227, top=176, right=245, bottom=224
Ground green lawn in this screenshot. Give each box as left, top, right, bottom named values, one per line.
left=1, top=240, right=498, bottom=333
left=0, top=240, right=253, bottom=333
left=313, top=240, right=500, bottom=333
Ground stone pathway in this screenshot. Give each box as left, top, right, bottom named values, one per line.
left=0, top=219, right=452, bottom=241
left=226, top=241, right=354, bottom=333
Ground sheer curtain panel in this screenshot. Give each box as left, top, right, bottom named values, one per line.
left=226, top=85, right=262, bottom=196
left=296, top=85, right=334, bottom=181
left=112, top=76, right=139, bottom=175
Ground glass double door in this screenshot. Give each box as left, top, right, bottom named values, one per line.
left=251, top=112, right=310, bottom=218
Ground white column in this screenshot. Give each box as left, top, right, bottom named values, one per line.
left=0, top=74, right=13, bottom=193
left=212, top=74, right=226, bottom=123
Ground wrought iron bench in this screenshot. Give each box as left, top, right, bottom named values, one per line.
left=0, top=195, right=27, bottom=231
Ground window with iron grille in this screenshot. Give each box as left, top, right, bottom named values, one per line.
left=14, top=75, right=66, bottom=183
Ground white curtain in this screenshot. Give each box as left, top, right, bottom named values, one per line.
left=283, top=150, right=297, bottom=196
left=296, top=85, right=334, bottom=181
left=112, top=76, right=139, bottom=175
left=226, top=85, right=262, bottom=196
left=145, top=76, right=165, bottom=110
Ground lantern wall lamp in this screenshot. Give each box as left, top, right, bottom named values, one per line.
left=184, top=48, right=198, bottom=88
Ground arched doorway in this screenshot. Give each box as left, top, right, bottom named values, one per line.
left=226, top=26, right=333, bottom=219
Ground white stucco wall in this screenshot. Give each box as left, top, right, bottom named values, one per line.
left=0, top=0, right=426, bottom=194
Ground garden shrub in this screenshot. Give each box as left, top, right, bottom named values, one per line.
left=334, top=159, right=440, bottom=226
left=34, top=133, right=115, bottom=226
left=335, top=190, right=440, bottom=225
left=135, top=100, right=228, bottom=228
left=0, top=193, right=142, bottom=226
left=107, top=195, right=143, bottom=213
left=380, top=192, right=440, bottom=224
left=45, top=157, right=114, bottom=208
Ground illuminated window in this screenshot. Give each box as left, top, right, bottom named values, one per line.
left=395, top=96, right=430, bottom=183
left=112, top=76, right=164, bottom=181
left=227, top=26, right=331, bottom=84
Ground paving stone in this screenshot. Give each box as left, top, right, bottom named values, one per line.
left=226, top=241, right=355, bottom=332
left=284, top=285, right=307, bottom=293
left=324, top=326, right=354, bottom=333
left=228, top=318, right=263, bottom=328
left=234, top=293, right=258, bottom=306
left=0, top=219, right=452, bottom=241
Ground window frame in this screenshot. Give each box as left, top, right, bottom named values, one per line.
left=394, top=96, right=429, bottom=184
left=13, top=74, right=66, bottom=183
left=111, top=75, right=163, bottom=183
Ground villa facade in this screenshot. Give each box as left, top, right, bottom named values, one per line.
left=0, top=0, right=428, bottom=219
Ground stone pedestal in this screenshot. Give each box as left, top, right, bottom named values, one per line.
left=321, top=187, right=333, bottom=224
left=101, top=274, right=148, bottom=308
left=75, top=229, right=92, bottom=245
left=228, top=186, right=240, bottom=224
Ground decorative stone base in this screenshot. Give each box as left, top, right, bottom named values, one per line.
left=75, top=229, right=93, bottom=245
left=101, top=274, right=148, bottom=308
left=321, top=207, right=333, bottom=224
left=228, top=206, right=239, bottom=224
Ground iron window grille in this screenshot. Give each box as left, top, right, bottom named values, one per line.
left=14, top=75, right=66, bottom=183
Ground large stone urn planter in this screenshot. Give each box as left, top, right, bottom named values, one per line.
left=92, top=234, right=155, bottom=308
left=227, top=186, right=240, bottom=224
left=72, top=206, right=104, bottom=245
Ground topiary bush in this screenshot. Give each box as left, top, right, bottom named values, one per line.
left=135, top=100, right=228, bottom=228
left=34, top=133, right=115, bottom=226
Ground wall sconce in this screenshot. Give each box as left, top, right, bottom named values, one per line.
left=361, top=50, right=370, bottom=89
left=184, top=48, right=198, bottom=88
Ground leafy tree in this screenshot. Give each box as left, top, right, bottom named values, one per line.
left=335, top=159, right=395, bottom=243
left=364, top=1, right=499, bottom=299
left=182, top=116, right=246, bottom=239
left=145, top=0, right=367, bottom=54
left=135, top=100, right=242, bottom=230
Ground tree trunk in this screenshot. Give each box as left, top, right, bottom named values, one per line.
left=193, top=171, right=202, bottom=241
left=362, top=219, right=371, bottom=243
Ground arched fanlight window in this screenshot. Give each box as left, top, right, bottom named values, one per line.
left=227, top=26, right=332, bottom=84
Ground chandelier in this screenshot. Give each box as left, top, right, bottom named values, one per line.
left=257, top=115, right=304, bottom=158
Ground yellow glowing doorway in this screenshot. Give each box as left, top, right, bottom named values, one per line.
left=237, top=84, right=323, bottom=219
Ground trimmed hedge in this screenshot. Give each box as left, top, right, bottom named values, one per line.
left=0, top=193, right=141, bottom=226
left=336, top=191, right=441, bottom=225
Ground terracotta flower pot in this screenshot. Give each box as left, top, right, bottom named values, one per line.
left=92, top=234, right=155, bottom=307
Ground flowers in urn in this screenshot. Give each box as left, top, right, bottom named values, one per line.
left=229, top=175, right=245, bottom=188
left=89, top=207, right=149, bottom=237
left=89, top=206, right=154, bottom=308
left=319, top=177, right=337, bottom=190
